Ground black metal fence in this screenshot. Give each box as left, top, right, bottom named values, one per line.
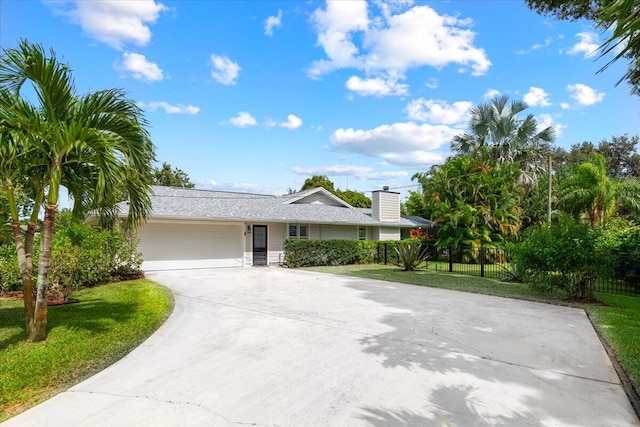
left=376, top=242, right=639, bottom=297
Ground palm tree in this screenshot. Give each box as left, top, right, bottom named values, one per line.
left=451, top=96, right=555, bottom=186
left=0, top=40, right=155, bottom=341
left=560, top=153, right=640, bottom=229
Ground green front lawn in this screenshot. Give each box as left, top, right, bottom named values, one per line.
left=308, top=264, right=640, bottom=395
left=0, top=280, right=173, bottom=422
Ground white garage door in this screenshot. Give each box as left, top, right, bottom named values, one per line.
left=138, top=222, right=243, bottom=270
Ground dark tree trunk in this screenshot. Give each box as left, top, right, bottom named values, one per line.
left=29, top=204, right=57, bottom=342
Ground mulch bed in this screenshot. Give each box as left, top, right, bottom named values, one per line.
left=1, top=291, right=79, bottom=306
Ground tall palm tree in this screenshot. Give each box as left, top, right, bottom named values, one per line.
left=560, top=153, right=640, bottom=229
left=0, top=40, right=155, bottom=341
left=451, top=96, right=556, bottom=185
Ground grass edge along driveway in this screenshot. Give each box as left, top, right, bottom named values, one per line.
left=0, top=279, right=174, bottom=422
left=307, top=264, right=640, bottom=413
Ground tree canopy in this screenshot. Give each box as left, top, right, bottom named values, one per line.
left=299, top=175, right=372, bottom=208
left=412, top=157, right=524, bottom=248
left=451, top=95, right=555, bottom=185
left=152, top=162, right=195, bottom=188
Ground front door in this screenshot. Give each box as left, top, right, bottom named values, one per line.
left=252, top=225, right=268, bottom=266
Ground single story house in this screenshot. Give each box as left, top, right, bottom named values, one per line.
left=116, top=185, right=431, bottom=271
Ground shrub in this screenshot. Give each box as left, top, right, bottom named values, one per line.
left=0, top=244, right=21, bottom=294
left=0, top=219, right=143, bottom=296
left=515, top=223, right=599, bottom=301
left=615, top=228, right=640, bottom=289
left=284, top=239, right=377, bottom=268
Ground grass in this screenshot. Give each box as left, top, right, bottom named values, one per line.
left=587, top=294, right=640, bottom=389
left=307, top=264, right=640, bottom=395
left=0, top=279, right=174, bottom=422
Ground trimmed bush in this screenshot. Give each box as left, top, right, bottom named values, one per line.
left=284, top=239, right=377, bottom=268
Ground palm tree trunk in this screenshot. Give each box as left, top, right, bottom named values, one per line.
left=29, top=204, right=56, bottom=342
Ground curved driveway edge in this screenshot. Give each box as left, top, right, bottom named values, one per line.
left=5, top=267, right=639, bottom=426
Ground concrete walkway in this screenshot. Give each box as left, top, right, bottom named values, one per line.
left=5, top=267, right=638, bottom=426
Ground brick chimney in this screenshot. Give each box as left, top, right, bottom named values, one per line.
left=372, top=186, right=400, bottom=222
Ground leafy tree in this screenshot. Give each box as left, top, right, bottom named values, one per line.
left=553, top=135, right=640, bottom=178
left=299, top=175, right=371, bottom=207
left=336, top=189, right=372, bottom=208
left=525, top=0, right=640, bottom=94
left=0, top=40, right=154, bottom=341
left=451, top=96, right=555, bottom=185
left=301, top=175, right=336, bottom=193
left=559, top=153, right=640, bottom=228
left=412, top=157, right=524, bottom=248
left=152, top=162, right=195, bottom=188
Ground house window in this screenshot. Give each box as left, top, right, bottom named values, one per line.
left=358, top=226, right=366, bottom=240
left=288, top=223, right=309, bottom=239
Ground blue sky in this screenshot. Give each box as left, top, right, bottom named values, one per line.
left=1, top=0, right=638, bottom=202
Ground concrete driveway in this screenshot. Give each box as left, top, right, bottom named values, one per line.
left=6, top=267, right=638, bottom=426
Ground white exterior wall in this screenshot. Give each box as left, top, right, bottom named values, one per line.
left=373, top=227, right=400, bottom=240
left=138, top=220, right=244, bottom=270
left=372, top=191, right=400, bottom=222
left=318, top=224, right=359, bottom=240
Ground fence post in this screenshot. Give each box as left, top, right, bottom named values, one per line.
left=448, top=244, right=453, bottom=272
left=480, top=247, right=485, bottom=278
left=384, top=242, right=388, bottom=265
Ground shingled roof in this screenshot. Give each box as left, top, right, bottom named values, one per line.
left=118, top=186, right=431, bottom=228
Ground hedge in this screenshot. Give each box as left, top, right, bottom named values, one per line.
left=284, top=239, right=378, bottom=268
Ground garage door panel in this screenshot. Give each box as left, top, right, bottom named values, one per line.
left=138, top=222, right=243, bottom=270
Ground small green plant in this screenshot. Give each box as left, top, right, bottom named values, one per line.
left=395, top=241, right=428, bottom=271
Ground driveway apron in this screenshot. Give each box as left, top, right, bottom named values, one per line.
left=5, top=267, right=639, bottom=426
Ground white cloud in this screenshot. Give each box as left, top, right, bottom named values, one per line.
left=308, top=3, right=490, bottom=79
left=142, top=101, right=200, bottom=115
left=484, top=88, right=501, bottom=100
left=290, top=165, right=408, bottom=180
left=368, top=6, right=490, bottom=76
left=566, top=83, right=605, bottom=106
left=567, top=32, right=600, bottom=58
left=518, top=36, right=553, bottom=54
left=537, top=113, right=566, bottom=137
left=345, top=75, right=408, bottom=97
left=210, top=54, right=241, bottom=85
left=560, top=102, right=571, bottom=109
left=52, top=1, right=168, bottom=49
left=268, top=114, right=303, bottom=130
left=425, top=78, right=438, bottom=89
left=265, top=10, right=283, bottom=36
left=406, top=99, right=473, bottom=125
left=523, top=86, right=551, bottom=107
left=308, top=0, right=369, bottom=78
left=118, top=52, right=163, bottom=82
left=229, top=112, right=257, bottom=127
left=330, top=121, right=460, bottom=167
